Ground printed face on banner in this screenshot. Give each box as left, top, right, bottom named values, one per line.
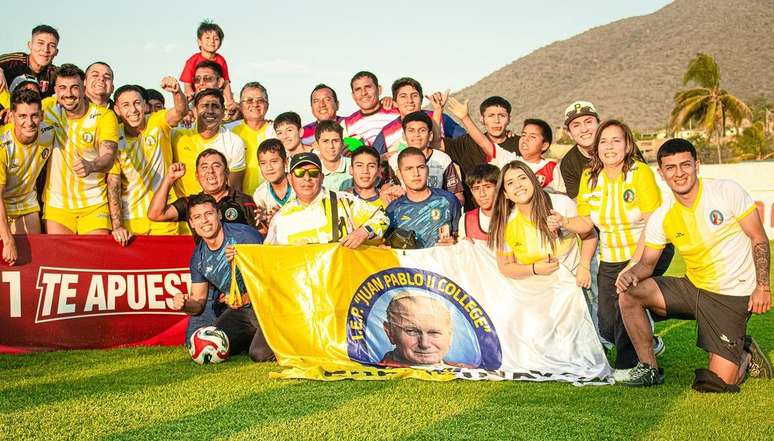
left=347, top=268, right=502, bottom=370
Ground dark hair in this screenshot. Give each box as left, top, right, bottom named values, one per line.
left=197, top=20, right=224, bottom=41
left=488, top=161, right=556, bottom=254
left=351, top=146, right=380, bottom=163
left=401, top=111, right=432, bottom=131
left=657, top=138, right=697, bottom=166
left=187, top=193, right=218, bottom=214
left=274, top=111, right=302, bottom=129
left=391, top=77, right=422, bottom=99
left=31, top=24, right=59, bottom=42
left=145, top=88, right=165, bottom=105
left=193, top=88, right=224, bottom=107
left=195, top=148, right=229, bottom=170
left=350, top=71, right=379, bottom=90
left=54, top=63, right=85, bottom=83
left=194, top=60, right=224, bottom=79
left=397, top=147, right=426, bottom=168
left=239, top=81, right=267, bottom=100
left=86, top=61, right=113, bottom=77
left=587, top=119, right=646, bottom=190
left=310, top=83, right=338, bottom=104
left=523, top=118, right=553, bottom=145
left=258, top=138, right=287, bottom=160
left=466, top=163, right=500, bottom=188
left=480, top=96, right=511, bottom=115
left=315, top=119, right=343, bottom=141
left=10, top=88, right=42, bottom=111
left=113, top=84, right=145, bottom=103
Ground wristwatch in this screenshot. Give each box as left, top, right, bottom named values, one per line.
left=363, top=225, right=375, bottom=239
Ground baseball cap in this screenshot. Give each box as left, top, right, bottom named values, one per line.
left=9, top=74, right=40, bottom=93
left=289, top=152, right=322, bottom=171
left=563, top=101, right=599, bottom=126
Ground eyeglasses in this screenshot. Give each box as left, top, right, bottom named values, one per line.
left=292, top=168, right=321, bottom=178
left=193, top=75, right=216, bottom=84
left=242, top=98, right=268, bottom=106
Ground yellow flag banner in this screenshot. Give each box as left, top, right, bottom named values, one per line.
left=234, top=241, right=612, bottom=384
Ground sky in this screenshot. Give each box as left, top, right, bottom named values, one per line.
left=3, top=0, right=671, bottom=123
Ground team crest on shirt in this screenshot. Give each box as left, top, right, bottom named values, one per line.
left=40, top=148, right=50, bottom=160
left=623, top=189, right=635, bottom=203
left=145, top=135, right=157, bottom=147
left=536, top=174, right=546, bottom=185
left=82, top=132, right=94, bottom=143
left=431, top=209, right=441, bottom=221
left=709, top=209, right=724, bottom=225
left=224, top=207, right=239, bottom=221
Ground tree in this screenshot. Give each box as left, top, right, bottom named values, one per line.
left=730, top=121, right=774, bottom=161
left=669, top=53, right=751, bottom=164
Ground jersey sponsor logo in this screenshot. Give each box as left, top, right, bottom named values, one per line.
left=400, top=215, right=411, bottom=222
left=224, top=207, right=239, bottom=221
left=82, top=132, right=94, bottom=143
left=145, top=135, right=157, bottom=147
left=709, top=209, right=724, bottom=225
left=675, top=232, right=685, bottom=238
left=431, top=209, right=441, bottom=221
left=623, top=189, right=635, bottom=203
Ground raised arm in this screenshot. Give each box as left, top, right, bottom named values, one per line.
left=107, top=173, right=131, bottom=246
left=160, top=76, right=188, bottom=127
left=444, top=95, right=495, bottom=158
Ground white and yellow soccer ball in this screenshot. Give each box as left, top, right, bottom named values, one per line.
left=188, top=326, right=230, bottom=364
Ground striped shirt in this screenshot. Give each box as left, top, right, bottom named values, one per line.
left=577, top=161, right=661, bottom=263
left=372, top=111, right=466, bottom=155
left=341, top=106, right=399, bottom=146
left=0, top=122, right=56, bottom=216
left=645, top=178, right=756, bottom=296
left=43, top=99, right=120, bottom=209
left=301, top=116, right=344, bottom=146
left=110, top=110, right=173, bottom=220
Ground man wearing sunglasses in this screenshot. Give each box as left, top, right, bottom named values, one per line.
left=265, top=152, right=389, bottom=247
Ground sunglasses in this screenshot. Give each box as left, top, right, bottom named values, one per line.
left=292, top=167, right=321, bottom=178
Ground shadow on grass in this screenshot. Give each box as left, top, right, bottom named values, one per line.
left=0, top=346, right=178, bottom=374
left=1, top=356, right=240, bottom=414
left=97, top=379, right=395, bottom=440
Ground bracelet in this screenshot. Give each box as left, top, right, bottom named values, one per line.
left=532, top=263, right=537, bottom=275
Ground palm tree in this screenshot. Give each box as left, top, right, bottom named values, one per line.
left=730, top=121, right=774, bottom=161
left=669, top=53, right=751, bottom=164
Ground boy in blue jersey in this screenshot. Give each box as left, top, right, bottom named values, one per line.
left=386, top=147, right=461, bottom=248
left=171, top=193, right=274, bottom=362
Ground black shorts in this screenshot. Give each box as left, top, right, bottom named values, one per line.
left=214, top=307, right=259, bottom=355
left=654, top=276, right=749, bottom=365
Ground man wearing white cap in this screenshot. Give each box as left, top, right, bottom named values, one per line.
left=559, top=101, right=599, bottom=200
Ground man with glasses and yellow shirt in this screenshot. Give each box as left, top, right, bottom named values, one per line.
left=227, top=82, right=271, bottom=196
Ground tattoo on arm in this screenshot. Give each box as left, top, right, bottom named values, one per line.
left=107, top=175, right=122, bottom=228
left=753, top=241, right=771, bottom=287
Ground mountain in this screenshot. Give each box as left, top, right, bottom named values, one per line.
left=455, top=0, right=774, bottom=131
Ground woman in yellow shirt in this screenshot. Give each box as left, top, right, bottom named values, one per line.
left=488, top=161, right=597, bottom=288
left=548, top=120, right=673, bottom=379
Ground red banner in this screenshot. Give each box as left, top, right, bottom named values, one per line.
left=0, top=235, right=194, bottom=353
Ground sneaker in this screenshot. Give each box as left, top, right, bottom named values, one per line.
left=619, top=362, right=664, bottom=387
left=745, top=336, right=772, bottom=379
left=613, top=368, right=634, bottom=382
left=653, top=335, right=666, bottom=358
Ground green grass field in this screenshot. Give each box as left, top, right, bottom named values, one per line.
left=2, top=246, right=773, bottom=441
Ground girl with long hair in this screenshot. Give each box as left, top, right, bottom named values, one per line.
left=488, top=161, right=597, bottom=286
left=547, top=119, right=673, bottom=380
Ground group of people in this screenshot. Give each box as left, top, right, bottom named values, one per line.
left=1, top=22, right=771, bottom=392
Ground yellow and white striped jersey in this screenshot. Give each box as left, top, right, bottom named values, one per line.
left=577, top=161, right=661, bottom=263
left=43, top=100, right=120, bottom=209
left=645, top=178, right=756, bottom=296
left=0, top=122, right=56, bottom=216
left=502, top=192, right=579, bottom=269
left=265, top=189, right=389, bottom=245
left=110, top=110, right=173, bottom=220
left=227, top=120, right=271, bottom=196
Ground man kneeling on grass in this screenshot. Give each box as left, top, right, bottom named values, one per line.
left=171, top=193, right=274, bottom=362
left=615, top=139, right=772, bottom=390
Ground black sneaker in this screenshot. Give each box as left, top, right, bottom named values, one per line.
left=745, top=336, right=772, bottom=379
left=619, top=362, right=664, bottom=387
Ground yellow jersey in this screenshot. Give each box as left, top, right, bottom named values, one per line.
left=577, top=161, right=661, bottom=263
left=43, top=100, right=120, bottom=209
left=171, top=125, right=246, bottom=196
left=0, top=122, right=56, bottom=216
left=0, top=90, right=9, bottom=110
left=645, top=178, right=756, bottom=296
left=110, top=110, right=174, bottom=220
left=228, top=120, right=271, bottom=195
left=502, top=192, right=579, bottom=269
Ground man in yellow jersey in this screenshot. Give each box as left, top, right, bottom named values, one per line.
left=0, top=89, right=57, bottom=264
left=617, top=139, right=772, bottom=390
left=226, top=82, right=270, bottom=196
left=172, top=88, right=245, bottom=195
left=43, top=63, right=118, bottom=235
left=107, top=77, right=188, bottom=245
left=265, top=152, right=388, bottom=246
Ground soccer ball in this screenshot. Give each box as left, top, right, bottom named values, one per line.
left=188, top=326, right=230, bottom=364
